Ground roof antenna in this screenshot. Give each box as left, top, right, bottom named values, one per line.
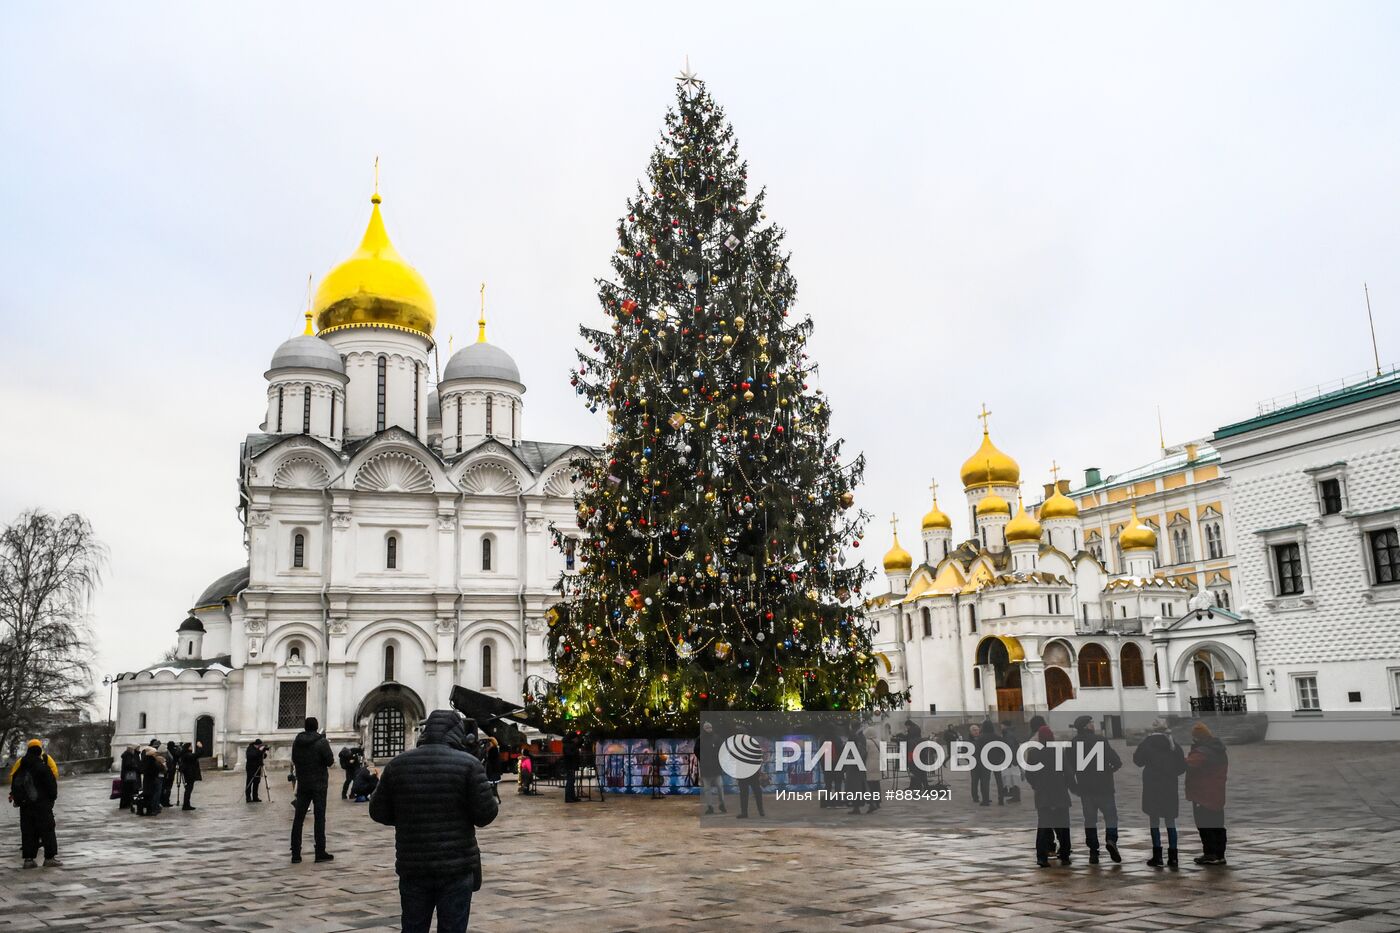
left=1365, top=283, right=1381, bottom=377
left=1156, top=405, right=1166, bottom=455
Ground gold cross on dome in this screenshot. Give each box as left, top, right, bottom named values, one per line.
left=928, top=478, right=939, bottom=503
left=1050, top=460, right=1061, bottom=484
left=977, top=403, right=993, bottom=434
left=890, top=513, right=900, bottom=536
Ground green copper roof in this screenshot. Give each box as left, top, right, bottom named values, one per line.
left=1215, top=367, right=1400, bottom=439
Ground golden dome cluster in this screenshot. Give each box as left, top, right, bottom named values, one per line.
left=313, top=191, right=437, bottom=339
left=1119, top=504, right=1158, bottom=551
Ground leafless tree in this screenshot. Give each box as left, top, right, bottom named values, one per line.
left=0, top=510, right=105, bottom=755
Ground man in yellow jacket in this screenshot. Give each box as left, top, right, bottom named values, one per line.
left=8, top=738, right=61, bottom=868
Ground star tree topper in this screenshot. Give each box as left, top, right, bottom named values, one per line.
left=676, top=55, right=702, bottom=95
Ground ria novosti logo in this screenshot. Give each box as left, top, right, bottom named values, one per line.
left=718, top=733, right=766, bottom=779
left=717, top=735, right=1106, bottom=776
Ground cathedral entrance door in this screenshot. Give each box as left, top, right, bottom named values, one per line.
left=194, top=715, right=214, bottom=755
left=371, top=707, right=406, bottom=759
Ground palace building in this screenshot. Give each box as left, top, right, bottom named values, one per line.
left=112, top=188, right=596, bottom=764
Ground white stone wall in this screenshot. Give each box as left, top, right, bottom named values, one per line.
left=1216, top=387, right=1400, bottom=738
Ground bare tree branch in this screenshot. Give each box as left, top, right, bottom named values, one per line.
left=0, top=509, right=105, bottom=755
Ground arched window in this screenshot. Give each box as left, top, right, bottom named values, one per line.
left=1121, top=643, right=1146, bottom=687
left=1205, top=522, right=1223, bottom=560
left=905, top=616, right=913, bottom=640
left=455, top=398, right=463, bottom=448
left=376, top=355, right=388, bottom=432
left=481, top=642, right=494, bottom=689
left=303, top=386, right=312, bottom=434
left=972, top=667, right=982, bottom=689
left=1214, top=588, right=1231, bottom=609
left=276, top=386, right=285, bottom=432
left=384, top=642, right=396, bottom=682
left=921, top=607, right=931, bottom=638
left=386, top=534, right=399, bottom=570
left=330, top=389, right=337, bottom=440
left=1172, top=526, right=1192, bottom=564
left=481, top=536, right=493, bottom=571
left=287, top=641, right=303, bottom=665
left=139, top=712, right=147, bottom=730
left=293, top=532, right=305, bottom=569
left=413, top=361, right=421, bottom=430
left=511, top=401, right=517, bottom=443
left=967, top=604, right=977, bottom=634
left=1079, top=643, right=1112, bottom=688
left=485, top=394, right=494, bottom=436
left=565, top=538, right=576, bottom=571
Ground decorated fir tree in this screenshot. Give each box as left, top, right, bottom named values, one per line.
left=532, top=70, right=887, bottom=736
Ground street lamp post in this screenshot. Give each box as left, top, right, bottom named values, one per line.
left=102, top=675, right=115, bottom=741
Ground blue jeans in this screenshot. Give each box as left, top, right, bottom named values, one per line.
left=400, top=874, right=474, bottom=933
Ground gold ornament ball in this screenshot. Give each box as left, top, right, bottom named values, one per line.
left=743, top=390, right=754, bottom=402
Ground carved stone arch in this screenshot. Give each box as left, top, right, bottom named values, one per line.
left=355, top=451, right=434, bottom=494
left=264, top=623, right=324, bottom=665
left=344, top=619, right=437, bottom=662
left=273, top=457, right=331, bottom=489
left=455, top=619, right=520, bottom=655
left=460, top=460, right=524, bottom=496
left=544, top=468, right=581, bottom=498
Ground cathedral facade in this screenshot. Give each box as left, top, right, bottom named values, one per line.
left=867, top=415, right=1254, bottom=727
left=112, top=190, right=594, bottom=765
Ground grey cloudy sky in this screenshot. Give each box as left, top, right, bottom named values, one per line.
left=2, top=3, right=1397, bottom=693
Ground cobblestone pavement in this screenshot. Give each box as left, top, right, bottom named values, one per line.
left=3, top=742, right=1399, bottom=932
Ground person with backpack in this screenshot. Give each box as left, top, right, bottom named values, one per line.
left=289, top=717, right=335, bottom=864
left=8, top=739, right=61, bottom=868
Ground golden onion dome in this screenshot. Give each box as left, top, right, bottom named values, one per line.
left=921, top=491, right=952, bottom=531
left=976, top=492, right=1010, bottom=517
left=1005, top=497, right=1043, bottom=544
left=313, top=192, right=436, bottom=339
left=882, top=532, right=914, bottom=573
left=961, top=430, right=1020, bottom=489
left=1119, top=504, right=1158, bottom=551
left=1040, top=485, right=1080, bottom=520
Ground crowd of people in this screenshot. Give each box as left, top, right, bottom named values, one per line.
left=690, top=715, right=1230, bottom=869
left=114, top=738, right=204, bottom=815
left=9, top=710, right=1232, bottom=930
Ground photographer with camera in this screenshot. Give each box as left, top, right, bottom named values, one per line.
left=339, top=744, right=363, bottom=800
left=370, top=710, right=497, bottom=933
left=289, top=718, right=334, bottom=864
left=244, top=739, right=266, bottom=803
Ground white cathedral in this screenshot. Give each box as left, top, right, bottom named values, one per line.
left=113, top=189, right=594, bottom=765
left=867, top=414, right=1220, bottom=728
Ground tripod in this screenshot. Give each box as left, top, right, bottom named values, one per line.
left=263, top=766, right=274, bottom=804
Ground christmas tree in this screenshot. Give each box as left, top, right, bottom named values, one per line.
left=531, top=69, right=887, bottom=736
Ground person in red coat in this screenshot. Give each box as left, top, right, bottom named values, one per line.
left=1185, top=721, right=1229, bottom=865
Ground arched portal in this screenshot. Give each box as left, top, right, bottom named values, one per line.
left=354, top=682, right=427, bottom=761
left=1045, top=668, right=1075, bottom=710
left=975, top=635, right=1025, bottom=712
left=194, top=715, right=214, bottom=756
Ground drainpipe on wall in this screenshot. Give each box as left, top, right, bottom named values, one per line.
left=454, top=489, right=466, bottom=687
left=516, top=491, right=529, bottom=691
left=321, top=458, right=350, bottom=728
left=952, top=593, right=968, bottom=718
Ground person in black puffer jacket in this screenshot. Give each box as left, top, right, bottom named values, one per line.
left=289, top=718, right=335, bottom=864
left=370, top=710, right=498, bottom=933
